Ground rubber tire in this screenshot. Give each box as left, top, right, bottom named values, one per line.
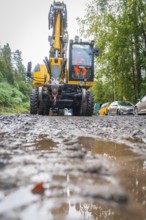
left=44, top=99, right=50, bottom=115
left=30, top=89, right=38, bottom=114
left=81, top=92, right=94, bottom=116
left=38, top=101, right=44, bottom=115
left=38, top=98, right=50, bottom=116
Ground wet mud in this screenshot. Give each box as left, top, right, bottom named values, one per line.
left=0, top=114, right=146, bottom=219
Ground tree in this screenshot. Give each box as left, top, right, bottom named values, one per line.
left=0, top=43, right=32, bottom=112
left=0, top=43, right=14, bottom=84
left=77, top=0, right=146, bottom=103
left=13, top=49, right=26, bottom=80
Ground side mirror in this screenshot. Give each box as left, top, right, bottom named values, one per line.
left=94, top=47, right=99, bottom=56
left=26, top=61, right=32, bottom=78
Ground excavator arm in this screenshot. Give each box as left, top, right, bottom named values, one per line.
left=48, top=1, right=68, bottom=82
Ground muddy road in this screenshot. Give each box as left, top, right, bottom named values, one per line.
left=0, top=114, right=146, bottom=220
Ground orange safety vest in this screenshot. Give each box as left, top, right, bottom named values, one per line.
left=82, top=67, right=87, bottom=75
left=74, top=65, right=80, bottom=75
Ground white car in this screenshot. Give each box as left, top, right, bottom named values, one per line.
left=134, top=95, right=146, bottom=115
left=108, top=101, right=134, bottom=115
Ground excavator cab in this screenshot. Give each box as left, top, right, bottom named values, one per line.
left=68, top=37, right=98, bottom=87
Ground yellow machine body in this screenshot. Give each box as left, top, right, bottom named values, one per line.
left=67, top=80, right=94, bottom=87
left=33, top=64, right=50, bottom=87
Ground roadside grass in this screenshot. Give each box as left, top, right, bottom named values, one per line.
left=0, top=81, right=30, bottom=114
left=0, top=104, right=29, bottom=114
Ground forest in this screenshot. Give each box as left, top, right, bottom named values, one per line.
left=0, top=43, right=32, bottom=114
left=1, top=0, right=146, bottom=113
left=78, top=0, right=146, bottom=104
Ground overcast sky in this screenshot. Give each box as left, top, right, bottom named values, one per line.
left=0, top=0, right=88, bottom=67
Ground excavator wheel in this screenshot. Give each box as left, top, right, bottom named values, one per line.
left=81, top=92, right=94, bottom=116
left=38, top=101, right=44, bottom=115
left=30, top=89, right=38, bottom=114
left=86, top=93, right=94, bottom=116
left=38, top=98, right=50, bottom=116
left=43, top=98, right=50, bottom=115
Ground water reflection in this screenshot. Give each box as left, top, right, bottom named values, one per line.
left=50, top=182, right=145, bottom=220
left=78, top=137, right=146, bottom=220
left=143, top=161, right=146, bottom=170
left=50, top=138, right=146, bottom=220
left=2, top=137, right=146, bottom=220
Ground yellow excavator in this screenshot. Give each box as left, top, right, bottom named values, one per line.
left=27, top=1, right=99, bottom=116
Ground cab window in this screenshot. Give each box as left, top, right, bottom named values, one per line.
left=72, top=45, right=92, bottom=66
left=34, top=64, right=40, bottom=72
left=70, top=44, right=93, bottom=80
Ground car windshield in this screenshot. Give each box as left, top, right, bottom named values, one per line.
left=118, top=101, right=133, bottom=106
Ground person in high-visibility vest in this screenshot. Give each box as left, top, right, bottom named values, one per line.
left=72, top=50, right=87, bottom=79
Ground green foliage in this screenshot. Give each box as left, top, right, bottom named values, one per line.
left=22, top=102, right=30, bottom=110
left=0, top=43, right=14, bottom=84
left=18, top=80, right=32, bottom=97
left=78, top=0, right=146, bottom=104
left=0, top=105, right=29, bottom=114
left=0, top=82, right=24, bottom=106
left=0, top=72, right=4, bottom=82
left=0, top=44, right=32, bottom=114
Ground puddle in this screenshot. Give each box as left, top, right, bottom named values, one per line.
left=32, top=136, right=146, bottom=219
left=36, top=139, right=57, bottom=151
left=33, top=137, right=146, bottom=219
left=1, top=137, right=146, bottom=220
left=78, top=136, right=146, bottom=219
left=78, top=137, right=137, bottom=161
left=0, top=186, right=39, bottom=214
left=125, top=137, right=144, bottom=144
left=50, top=200, right=144, bottom=220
